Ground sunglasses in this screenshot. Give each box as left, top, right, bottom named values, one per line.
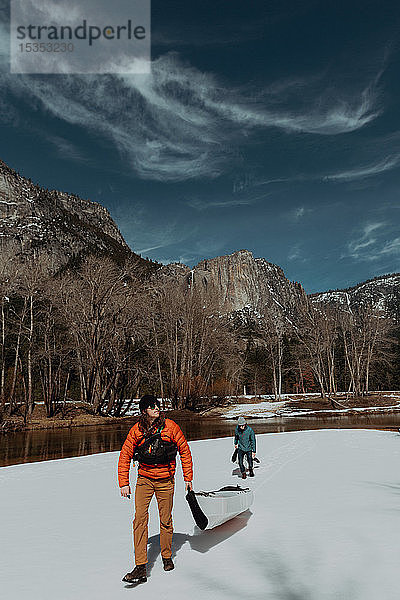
left=147, top=403, right=160, bottom=410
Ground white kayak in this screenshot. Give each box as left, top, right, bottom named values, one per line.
left=187, top=486, right=254, bottom=530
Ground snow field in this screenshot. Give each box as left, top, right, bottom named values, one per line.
left=1, top=429, right=400, bottom=599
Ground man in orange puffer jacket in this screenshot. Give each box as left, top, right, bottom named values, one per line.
left=118, top=394, right=193, bottom=584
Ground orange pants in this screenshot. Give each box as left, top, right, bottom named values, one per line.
left=133, top=475, right=175, bottom=565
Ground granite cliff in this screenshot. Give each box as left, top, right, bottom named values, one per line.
left=155, top=249, right=307, bottom=327
left=0, top=159, right=134, bottom=270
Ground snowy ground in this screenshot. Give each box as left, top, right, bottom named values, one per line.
left=1, top=429, right=400, bottom=599
left=220, top=393, right=400, bottom=419
left=221, top=400, right=287, bottom=418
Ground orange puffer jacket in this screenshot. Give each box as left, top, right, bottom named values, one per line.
left=118, top=418, right=193, bottom=487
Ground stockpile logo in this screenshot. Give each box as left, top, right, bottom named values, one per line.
left=10, top=0, right=150, bottom=74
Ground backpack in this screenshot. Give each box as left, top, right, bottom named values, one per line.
left=132, top=430, right=178, bottom=465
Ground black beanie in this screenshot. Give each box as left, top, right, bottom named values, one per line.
left=139, top=394, right=160, bottom=412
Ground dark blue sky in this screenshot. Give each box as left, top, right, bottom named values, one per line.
left=1, top=0, right=400, bottom=292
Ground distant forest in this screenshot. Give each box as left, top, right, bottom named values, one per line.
left=0, top=252, right=399, bottom=420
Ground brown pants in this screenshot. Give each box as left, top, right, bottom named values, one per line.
left=133, top=475, right=175, bottom=565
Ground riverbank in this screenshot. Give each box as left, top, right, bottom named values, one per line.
left=0, top=404, right=198, bottom=433
left=2, top=392, right=400, bottom=433
left=204, top=392, right=400, bottom=419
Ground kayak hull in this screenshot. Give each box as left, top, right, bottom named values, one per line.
left=186, top=486, right=254, bottom=530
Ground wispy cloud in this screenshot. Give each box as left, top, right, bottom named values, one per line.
left=295, top=207, right=306, bottom=220
left=46, top=135, right=88, bottom=163
left=125, top=216, right=198, bottom=257
left=344, top=222, right=400, bottom=261
left=155, top=232, right=231, bottom=266
left=107, top=199, right=197, bottom=256
left=0, top=39, right=384, bottom=181
left=293, top=206, right=312, bottom=221
left=134, top=228, right=193, bottom=256
left=187, top=189, right=274, bottom=211
left=286, top=206, right=313, bottom=222
left=323, top=154, right=400, bottom=182
left=187, top=197, right=255, bottom=211
left=346, top=222, right=385, bottom=259
left=379, top=237, right=400, bottom=256
left=288, top=243, right=304, bottom=261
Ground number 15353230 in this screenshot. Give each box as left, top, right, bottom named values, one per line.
left=19, top=42, right=74, bottom=52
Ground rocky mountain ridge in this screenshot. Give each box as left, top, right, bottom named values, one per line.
left=156, top=254, right=400, bottom=323
left=311, top=273, right=400, bottom=320
left=1, top=158, right=398, bottom=321
left=0, top=159, right=134, bottom=269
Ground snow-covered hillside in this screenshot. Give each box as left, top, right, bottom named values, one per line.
left=0, top=159, right=134, bottom=269
left=311, top=273, right=400, bottom=319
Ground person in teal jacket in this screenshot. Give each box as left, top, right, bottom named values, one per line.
left=234, top=417, right=256, bottom=479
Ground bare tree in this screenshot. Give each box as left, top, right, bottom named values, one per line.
left=295, top=299, right=339, bottom=398
left=17, top=258, right=52, bottom=416
left=338, top=303, right=394, bottom=396
left=0, top=251, right=19, bottom=410
left=255, top=307, right=285, bottom=400
left=36, top=288, right=74, bottom=417
left=54, top=256, right=150, bottom=415
left=151, top=280, right=237, bottom=409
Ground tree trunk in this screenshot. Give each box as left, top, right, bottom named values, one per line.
left=0, top=298, right=5, bottom=406
left=27, top=294, right=34, bottom=415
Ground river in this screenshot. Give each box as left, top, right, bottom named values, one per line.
left=1, top=411, right=400, bottom=467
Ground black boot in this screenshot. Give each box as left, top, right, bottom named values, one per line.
left=241, top=471, right=247, bottom=479
left=163, top=557, right=175, bottom=571
left=122, top=564, right=147, bottom=584
left=249, top=468, right=254, bottom=477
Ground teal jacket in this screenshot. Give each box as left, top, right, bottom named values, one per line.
left=234, top=425, right=256, bottom=453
